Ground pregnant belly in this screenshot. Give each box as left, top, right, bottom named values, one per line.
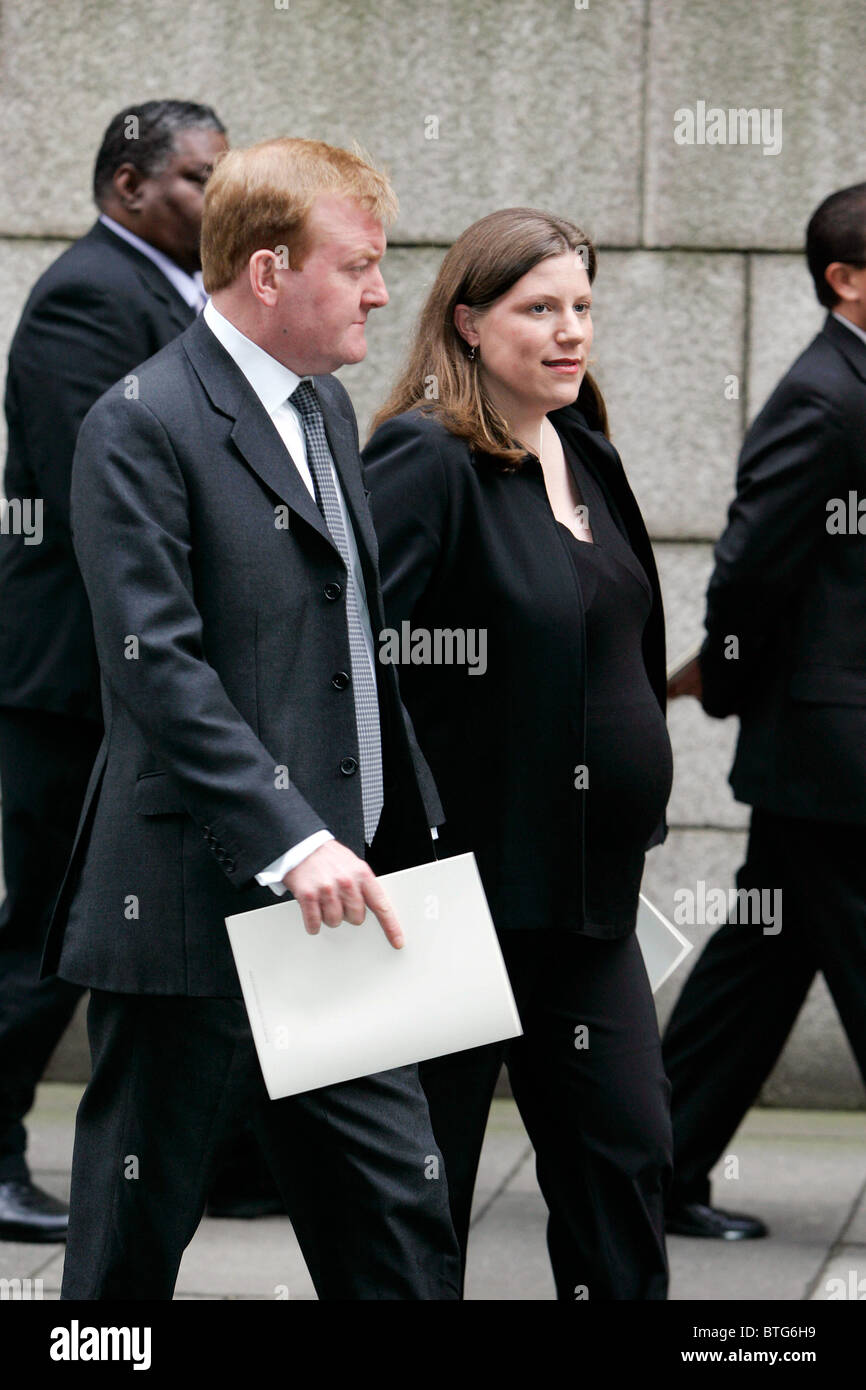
left=584, top=698, right=673, bottom=849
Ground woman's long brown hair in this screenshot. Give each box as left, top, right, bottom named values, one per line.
left=369, top=207, right=609, bottom=469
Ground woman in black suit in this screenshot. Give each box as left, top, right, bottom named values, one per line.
left=362, top=207, right=673, bottom=1300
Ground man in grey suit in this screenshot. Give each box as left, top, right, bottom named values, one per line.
left=44, top=136, right=459, bottom=1300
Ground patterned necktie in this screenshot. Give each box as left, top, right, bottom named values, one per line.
left=291, top=380, right=383, bottom=844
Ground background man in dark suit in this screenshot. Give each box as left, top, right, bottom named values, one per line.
left=45, top=136, right=459, bottom=1300
left=664, top=182, right=866, bottom=1239
left=0, top=99, right=227, bottom=1242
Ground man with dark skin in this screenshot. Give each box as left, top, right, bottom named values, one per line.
left=0, top=100, right=232, bottom=1242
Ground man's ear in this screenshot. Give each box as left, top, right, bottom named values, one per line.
left=453, top=303, right=479, bottom=348
left=248, top=249, right=281, bottom=307
left=824, top=261, right=860, bottom=305
left=111, top=163, right=146, bottom=213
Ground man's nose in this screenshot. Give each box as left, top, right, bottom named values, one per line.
left=365, top=267, right=389, bottom=308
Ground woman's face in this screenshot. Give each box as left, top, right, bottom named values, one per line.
left=458, top=251, right=594, bottom=421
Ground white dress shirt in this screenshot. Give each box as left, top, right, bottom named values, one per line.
left=201, top=299, right=380, bottom=893
left=832, top=311, right=866, bottom=348
left=98, top=214, right=207, bottom=310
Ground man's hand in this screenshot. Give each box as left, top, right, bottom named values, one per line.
left=667, top=654, right=703, bottom=702
left=283, top=841, right=403, bottom=949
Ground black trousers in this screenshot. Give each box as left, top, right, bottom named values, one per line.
left=663, top=808, right=866, bottom=1206
left=420, top=930, right=672, bottom=1301
left=0, top=706, right=100, bottom=1182
left=60, top=991, right=460, bottom=1300
left=0, top=705, right=292, bottom=1206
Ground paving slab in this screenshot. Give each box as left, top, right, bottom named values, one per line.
left=15, top=1085, right=865, bottom=1302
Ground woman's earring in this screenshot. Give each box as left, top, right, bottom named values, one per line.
left=467, top=345, right=476, bottom=362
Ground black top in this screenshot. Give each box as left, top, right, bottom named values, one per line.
left=362, top=403, right=670, bottom=937
left=558, top=442, right=672, bottom=934
left=700, top=313, right=866, bottom=826
left=0, top=221, right=197, bottom=721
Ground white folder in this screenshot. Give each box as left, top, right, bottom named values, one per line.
left=225, top=852, right=522, bottom=1100
left=636, top=893, right=693, bottom=992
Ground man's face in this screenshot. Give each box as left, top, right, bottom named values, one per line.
left=131, top=127, right=228, bottom=272
left=274, top=194, right=388, bottom=375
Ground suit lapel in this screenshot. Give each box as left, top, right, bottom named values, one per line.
left=823, top=313, right=866, bottom=386
left=91, top=222, right=196, bottom=335
left=229, top=394, right=335, bottom=547
left=183, top=316, right=366, bottom=557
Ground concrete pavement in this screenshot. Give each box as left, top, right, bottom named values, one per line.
left=2, top=1084, right=865, bottom=1301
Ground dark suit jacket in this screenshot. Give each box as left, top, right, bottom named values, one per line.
left=43, top=315, right=442, bottom=995
left=700, top=313, right=866, bottom=824
left=0, top=220, right=196, bottom=721
left=362, top=404, right=667, bottom=935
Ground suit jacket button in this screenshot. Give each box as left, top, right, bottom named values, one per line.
left=324, top=582, right=342, bottom=600
left=331, top=670, right=350, bottom=690
left=225, top=859, right=236, bottom=873
left=340, top=756, right=358, bottom=776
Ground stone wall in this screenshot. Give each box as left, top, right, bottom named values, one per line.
left=1, top=0, right=864, bottom=1105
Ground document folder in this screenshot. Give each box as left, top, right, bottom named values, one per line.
left=226, top=852, right=522, bottom=1099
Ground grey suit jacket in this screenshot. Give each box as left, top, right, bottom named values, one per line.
left=43, top=314, right=442, bottom=995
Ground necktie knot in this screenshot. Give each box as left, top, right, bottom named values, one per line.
left=290, top=379, right=319, bottom=420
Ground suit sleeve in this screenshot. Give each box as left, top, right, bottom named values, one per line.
left=10, top=281, right=158, bottom=528
left=701, top=383, right=849, bottom=717
left=71, top=391, right=327, bottom=886
left=363, top=413, right=452, bottom=830
left=362, top=412, right=451, bottom=627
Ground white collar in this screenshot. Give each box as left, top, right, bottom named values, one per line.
left=99, top=213, right=205, bottom=309
left=203, top=299, right=302, bottom=414
left=831, top=311, right=866, bottom=349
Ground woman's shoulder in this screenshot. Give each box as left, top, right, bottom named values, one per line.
left=364, top=406, right=476, bottom=477
left=368, top=405, right=468, bottom=447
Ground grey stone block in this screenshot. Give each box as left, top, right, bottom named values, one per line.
left=654, top=541, right=748, bottom=829
left=761, top=977, right=866, bottom=1111
left=0, top=1, right=646, bottom=247
left=337, top=246, right=445, bottom=442
left=645, top=828, right=866, bottom=1111
left=644, top=0, right=866, bottom=250
left=592, top=252, right=746, bottom=539
left=748, top=254, right=826, bottom=424
left=642, top=826, right=748, bottom=1023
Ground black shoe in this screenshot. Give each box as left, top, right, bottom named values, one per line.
left=0, top=1179, right=69, bottom=1243
left=666, top=1201, right=768, bottom=1240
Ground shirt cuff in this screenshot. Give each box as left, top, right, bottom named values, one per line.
left=431, top=826, right=439, bottom=840
left=255, top=830, right=335, bottom=897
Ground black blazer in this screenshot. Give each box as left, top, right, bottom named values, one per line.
left=0, top=221, right=196, bottom=721
left=43, top=315, right=442, bottom=995
left=362, top=404, right=667, bottom=935
left=701, top=314, right=866, bottom=824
